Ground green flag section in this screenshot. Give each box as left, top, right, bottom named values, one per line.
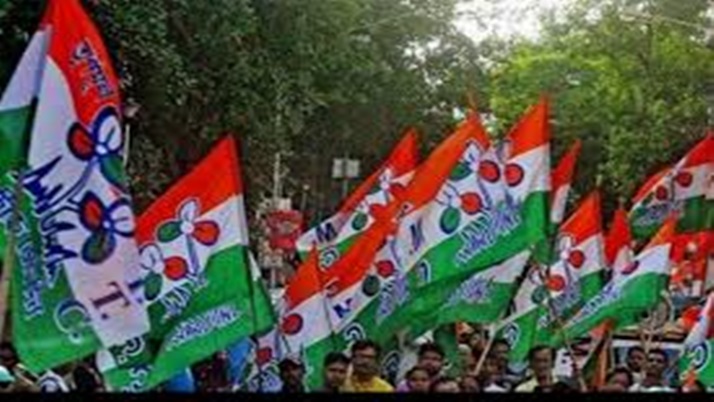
left=295, top=130, right=418, bottom=268
left=680, top=292, right=714, bottom=387
left=496, top=265, right=548, bottom=363
left=630, top=134, right=714, bottom=240
left=6, top=0, right=150, bottom=373
left=97, top=136, right=274, bottom=391
left=559, top=216, right=676, bottom=344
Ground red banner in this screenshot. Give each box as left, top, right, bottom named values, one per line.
left=266, top=210, right=304, bottom=251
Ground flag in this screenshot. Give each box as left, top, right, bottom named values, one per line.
left=5, top=0, right=149, bottom=373
left=433, top=98, right=551, bottom=326
left=680, top=292, right=714, bottom=386
left=310, top=113, right=493, bottom=347
left=275, top=250, right=339, bottom=390
left=604, top=207, right=634, bottom=273
left=561, top=216, right=676, bottom=342
left=541, top=191, right=606, bottom=333
left=0, top=21, right=47, bottom=252
left=376, top=106, right=549, bottom=338
left=97, top=136, right=274, bottom=391
left=496, top=264, right=547, bottom=363
left=630, top=134, right=714, bottom=239
left=550, top=140, right=582, bottom=226
left=533, top=139, right=582, bottom=264
left=295, top=130, right=418, bottom=267
left=241, top=330, right=288, bottom=392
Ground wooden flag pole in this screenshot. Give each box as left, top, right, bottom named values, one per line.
left=472, top=322, right=497, bottom=378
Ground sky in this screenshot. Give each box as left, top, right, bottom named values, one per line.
left=454, top=0, right=573, bottom=43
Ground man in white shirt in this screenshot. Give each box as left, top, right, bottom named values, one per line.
left=628, top=349, right=674, bottom=393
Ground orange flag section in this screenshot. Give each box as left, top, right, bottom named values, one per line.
left=137, top=136, right=243, bottom=243
left=632, top=166, right=672, bottom=205
left=506, top=96, right=551, bottom=157
left=604, top=207, right=632, bottom=267
left=398, top=112, right=490, bottom=213
left=284, top=249, right=323, bottom=310
left=644, top=214, right=677, bottom=250
left=552, top=140, right=581, bottom=198
left=560, top=191, right=603, bottom=244
left=337, top=128, right=419, bottom=214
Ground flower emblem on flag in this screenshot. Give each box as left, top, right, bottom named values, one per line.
left=497, top=139, right=526, bottom=188
left=157, top=199, right=220, bottom=246
left=436, top=142, right=508, bottom=235
left=352, top=168, right=405, bottom=232
left=67, top=107, right=127, bottom=190
left=78, top=192, right=135, bottom=264
left=139, top=244, right=190, bottom=301
left=547, top=234, right=586, bottom=291
left=155, top=199, right=220, bottom=283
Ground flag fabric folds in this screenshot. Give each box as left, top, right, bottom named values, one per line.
left=97, top=136, right=274, bottom=391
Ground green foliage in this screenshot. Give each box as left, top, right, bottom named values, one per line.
left=1, top=0, right=712, bottom=226
left=487, top=0, right=714, bottom=218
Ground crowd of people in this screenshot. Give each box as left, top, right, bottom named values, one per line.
left=269, top=333, right=709, bottom=393
left=0, top=333, right=708, bottom=393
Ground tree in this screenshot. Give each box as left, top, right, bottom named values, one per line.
left=485, top=0, right=714, bottom=218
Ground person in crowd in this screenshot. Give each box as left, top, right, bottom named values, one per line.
left=194, top=352, right=231, bottom=392
left=416, top=343, right=445, bottom=380
left=430, top=376, right=461, bottom=393
left=0, top=366, right=15, bottom=393
left=624, top=346, right=646, bottom=385
left=480, top=351, right=509, bottom=392
left=515, top=345, right=557, bottom=392
left=343, top=340, right=393, bottom=392
left=628, top=349, right=674, bottom=392
left=0, top=342, right=38, bottom=392
left=609, top=367, right=634, bottom=390
left=72, top=358, right=104, bottom=392
left=460, top=374, right=480, bottom=393
left=491, top=339, right=519, bottom=386
left=492, top=339, right=510, bottom=364
left=468, top=328, right=487, bottom=358
left=402, top=367, right=430, bottom=393
left=278, top=356, right=306, bottom=393
left=321, top=352, right=349, bottom=393
left=598, top=367, right=634, bottom=392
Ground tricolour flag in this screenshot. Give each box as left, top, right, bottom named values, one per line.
left=630, top=134, right=714, bottom=240
left=97, top=136, right=274, bottom=391
left=550, top=140, right=582, bottom=227
left=0, top=21, right=46, bottom=250
left=496, top=264, right=548, bottom=363
left=532, top=139, right=581, bottom=265
left=6, top=0, right=149, bottom=373
left=433, top=98, right=551, bottom=326
left=543, top=191, right=605, bottom=322
left=680, top=292, right=714, bottom=387
left=561, top=216, right=676, bottom=342
left=295, top=130, right=418, bottom=268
